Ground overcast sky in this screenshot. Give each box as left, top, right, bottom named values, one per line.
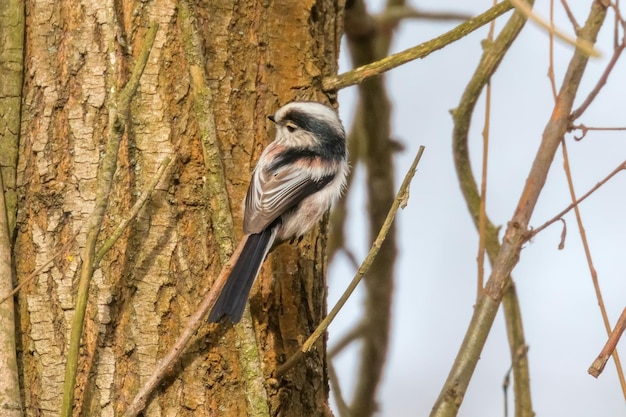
left=328, top=1, right=626, bottom=416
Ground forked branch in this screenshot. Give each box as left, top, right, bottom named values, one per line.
left=60, top=22, right=159, bottom=417
left=432, top=2, right=608, bottom=416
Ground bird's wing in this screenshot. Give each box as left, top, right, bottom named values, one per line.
left=243, top=162, right=334, bottom=234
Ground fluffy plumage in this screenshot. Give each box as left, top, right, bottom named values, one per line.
left=208, top=101, right=348, bottom=323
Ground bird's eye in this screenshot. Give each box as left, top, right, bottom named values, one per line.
left=285, top=122, right=297, bottom=133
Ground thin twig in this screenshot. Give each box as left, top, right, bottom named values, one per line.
left=613, top=1, right=620, bottom=48
left=339, top=248, right=362, bottom=271
left=560, top=139, right=626, bottom=398
left=328, top=321, right=367, bottom=358
left=477, top=0, right=496, bottom=298
left=502, top=345, right=530, bottom=417
left=503, top=364, right=511, bottom=417
left=94, top=157, right=172, bottom=266
left=570, top=37, right=625, bottom=121
left=529, top=160, right=626, bottom=238
left=375, top=6, right=471, bottom=27
left=322, top=1, right=514, bottom=91
left=611, top=2, right=626, bottom=48
left=275, top=146, right=425, bottom=377
left=570, top=124, right=626, bottom=140
left=123, top=238, right=247, bottom=417
left=589, top=306, right=626, bottom=378
left=450, top=4, right=536, bottom=415
left=547, top=0, right=558, bottom=101
left=510, top=0, right=599, bottom=57
left=560, top=0, right=580, bottom=31
left=60, top=22, right=159, bottom=417
left=0, top=231, right=80, bottom=305
left=329, top=360, right=352, bottom=417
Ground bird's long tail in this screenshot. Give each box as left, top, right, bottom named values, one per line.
left=208, top=227, right=277, bottom=323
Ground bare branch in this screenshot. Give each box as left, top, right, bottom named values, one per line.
left=0, top=231, right=80, bottom=305
left=572, top=125, right=626, bottom=140
left=560, top=140, right=626, bottom=398
left=530, top=160, right=626, bottom=237
left=570, top=37, right=625, bottom=121
left=547, top=0, right=559, bottom=100
left=275, top=146, right=425, bottom=377
left=477, top=58, right=492, bottom=297
left=510, top=0, right=599, bottom=56
left=322, top=1, right=514, bottom=91
left=433, top=2, right=609, bottom=416
left=375, top=6, right=471, bottom=27
left=560, top=0, right=580, bottom=31
left=123, top=239, right=247, bottom=417
left=60, top=22, right=159, bottom=417
left=589, top=306, right=626, bottom=378
left=328, top=322, right=367, bottom=358
left=94, top=157, right=172, bottom=266
left=329, top=360, right=352, bottom=417
left=451, top=4, right=536, bottom=415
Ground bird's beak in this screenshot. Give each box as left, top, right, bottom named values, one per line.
left=268, top=115, right=276, bottom=123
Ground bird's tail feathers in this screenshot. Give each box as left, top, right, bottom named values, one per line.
left=208, top=227, right=277, bottom=323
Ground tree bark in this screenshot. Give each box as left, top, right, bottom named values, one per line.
left=0, top=0, right=25, bottom=415
left=13, top=0, right=343, bottom=416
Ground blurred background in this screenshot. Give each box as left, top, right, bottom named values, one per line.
left=328, top=1, right=626, bottom=416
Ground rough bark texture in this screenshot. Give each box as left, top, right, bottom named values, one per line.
left=14, top=0, right=342, bottom=416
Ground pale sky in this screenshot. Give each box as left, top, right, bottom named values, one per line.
left=329, top=1, right=626, bottom=416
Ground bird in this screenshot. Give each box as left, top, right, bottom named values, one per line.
left=207, top=101, right=349, bottom=323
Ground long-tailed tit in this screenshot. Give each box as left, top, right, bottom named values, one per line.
left=208, top=101, right=349, bottom=323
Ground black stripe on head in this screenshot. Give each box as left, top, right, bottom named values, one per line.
left=283, top=109, right=346, bottom=160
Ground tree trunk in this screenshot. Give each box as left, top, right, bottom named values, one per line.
left=13, top=0, right=343, bottom=416
left=0, top=0, right=25, bottom=416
